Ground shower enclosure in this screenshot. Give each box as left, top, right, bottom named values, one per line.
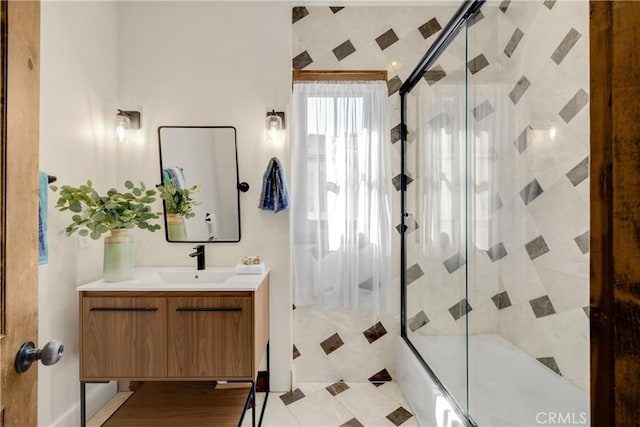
left=397, top=1, right=590, bottom=425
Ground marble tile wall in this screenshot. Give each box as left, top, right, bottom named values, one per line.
left=404, top=0, right=589, bottom=393
left=292, top=4, right=457, bottom=384
left=292, top=0, right=589, bottom=395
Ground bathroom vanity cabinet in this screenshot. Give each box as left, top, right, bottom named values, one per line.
left=76, top=268, right=270, bottom=426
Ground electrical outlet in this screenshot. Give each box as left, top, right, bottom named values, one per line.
left=77, top=234, right=90, bottom=249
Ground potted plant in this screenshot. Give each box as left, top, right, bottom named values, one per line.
left=156, top=177, right=201, bottom=241
left=50, top=180, right=161, bottom=282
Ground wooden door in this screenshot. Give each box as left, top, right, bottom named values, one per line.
left=590, top=1, right=640, bottom=426
left=0, top=1, right=41, bottom=425
left=81, top=296, right=167, bottom=380
left=168, top=295, right=253, bottom=379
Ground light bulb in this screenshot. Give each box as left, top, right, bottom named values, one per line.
left=115, top=113, right=131, bottom=143
left=265, top=113, right=283, bottom=145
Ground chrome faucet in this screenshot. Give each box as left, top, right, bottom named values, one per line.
left=189, top=245, right=205, bottom=270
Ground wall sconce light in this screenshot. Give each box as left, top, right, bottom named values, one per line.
left=115, top=109, right=141, bottom=143
left=265, top=110, right=285, bottom=145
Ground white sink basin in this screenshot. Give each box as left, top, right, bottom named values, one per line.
left=158, top=270, right=234, bottom=284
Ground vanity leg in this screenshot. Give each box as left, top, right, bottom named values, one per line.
left=80, top=382, right=86, bottom=427
left=251, top=380, right=257, bottom=427
left=257, top=341, right=270, bottom=427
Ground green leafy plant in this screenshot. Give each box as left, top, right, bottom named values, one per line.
left=50, top=180, right=162, bottom=239
left=156, top=178, right=201, bottom=219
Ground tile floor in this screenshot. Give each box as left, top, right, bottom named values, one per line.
left=89, top=381, right=417, bottom=427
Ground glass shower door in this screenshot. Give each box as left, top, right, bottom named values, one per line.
left=402, top=19, right=470, bottom=417
left=466, top=1, right=590, bottom=425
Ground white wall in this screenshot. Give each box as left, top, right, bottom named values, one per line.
left=116, top=1, right=293, bottom=391
left=39, top=1, right=119, bottom=426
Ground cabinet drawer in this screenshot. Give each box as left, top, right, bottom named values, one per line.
left=81, top=297, right=167, bottom=379
left=167, top=296, right=252, bottom=378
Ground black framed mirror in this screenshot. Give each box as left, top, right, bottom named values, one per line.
left=158, top=126, right=242, bottom=243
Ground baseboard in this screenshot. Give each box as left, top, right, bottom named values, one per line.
left=44, top=382, right=116, bottom=427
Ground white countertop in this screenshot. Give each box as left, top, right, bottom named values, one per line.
left=76, top=266, right=270, bottom=292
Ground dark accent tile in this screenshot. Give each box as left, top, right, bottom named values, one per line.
left=574, top=231, right=590, bottom=254
left=486, top=242, right=508, bottom=262
left=583, top=306, right=590, bottom=318
left=514, top=126, right=529, bottom=153
left=504, top=28, right=524, bottom=58
left=392, top=173, right=414, bottom=191
left=551, top=28, right=581, bottom=65
left=280, top=388, right=305, bottom=405
left=320, top=333, right=344, bottom=355
left=520, top=179, right=543, bottom=205
left=340, top=417, right=364, bottom=427
left=424, top=64, right=446, bottom=86
left=387, top=407, right=413, bottom=426
left=326, top=181, right=340, bottom=194
left=376, top=29, right=399, bottom=51
left=499, top=0, right=511, bottom=13
left=405, top=263, right=424, bottom=285
left=396, top=215, right=419, bottom=235
left=473, top=100, right=495, bottom=121
left=443, top=253, right=465, bottom=274
left=326, top=381, right=350, bottom=396
left=428, top=112, right=451, bottom=130
left=358, top=277, right=373, bottom=290
left=293, top=344, right=300, bottom=359
left=509, top=75, right=531, bottom=104
left=525, top=235, right=550, bottom=260
left=449, top=298, right=472, bottom=321
left=368, top=368, right=392, bottom=386
left=293, top=51, right=313, bottom=70
left=537, top=356, right=562, bottom=375
left=408, top=310, right=429, bottom=332
left=493, top=194, right=504, bottom=211
left=544, top=0, right=557, bottom=10
left=468, top=10, right=484, bottom=27
left=492, top=291, right=512, bottom=310
left=292, top=7, right=309, bottom=24
left=333, top=40, right=356, bottom=61
left=467, top=54, right=489, bottom=75
left=567, top=156, right=589, bottom=186
left=363, top=322, right=388, bottom=344
left=391, top=124, right=403, bottom=144
left=418, top=18, right=441, bottom=39
left=530, top=295, right=556, bottom=318
left=559, top=88, right=589, bottom=123
left=330, top=6, right=344, bottom=14
left=387, top=75, right=402, bottom=96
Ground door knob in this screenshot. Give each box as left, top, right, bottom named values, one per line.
left=15, top=340, right=64, bottom=373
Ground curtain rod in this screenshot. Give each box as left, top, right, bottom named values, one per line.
left=399, top=0, right=485, bottom=96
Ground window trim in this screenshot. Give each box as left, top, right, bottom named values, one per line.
left=292, top=69, right=387, bottom=82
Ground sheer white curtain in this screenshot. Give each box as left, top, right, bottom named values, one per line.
left=291, top=81, right=391, bottom=313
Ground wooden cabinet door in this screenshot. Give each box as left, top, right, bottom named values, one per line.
left=81, top=297, right=167, bottom=379
left=168, top=295, right=253, bottom=379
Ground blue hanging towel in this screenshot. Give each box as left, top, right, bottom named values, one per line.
left=162, top=166, right=187, bottom=189
left=38, top=171, right=48, bottom=265
left=259, top=157, right=289, bottom=213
